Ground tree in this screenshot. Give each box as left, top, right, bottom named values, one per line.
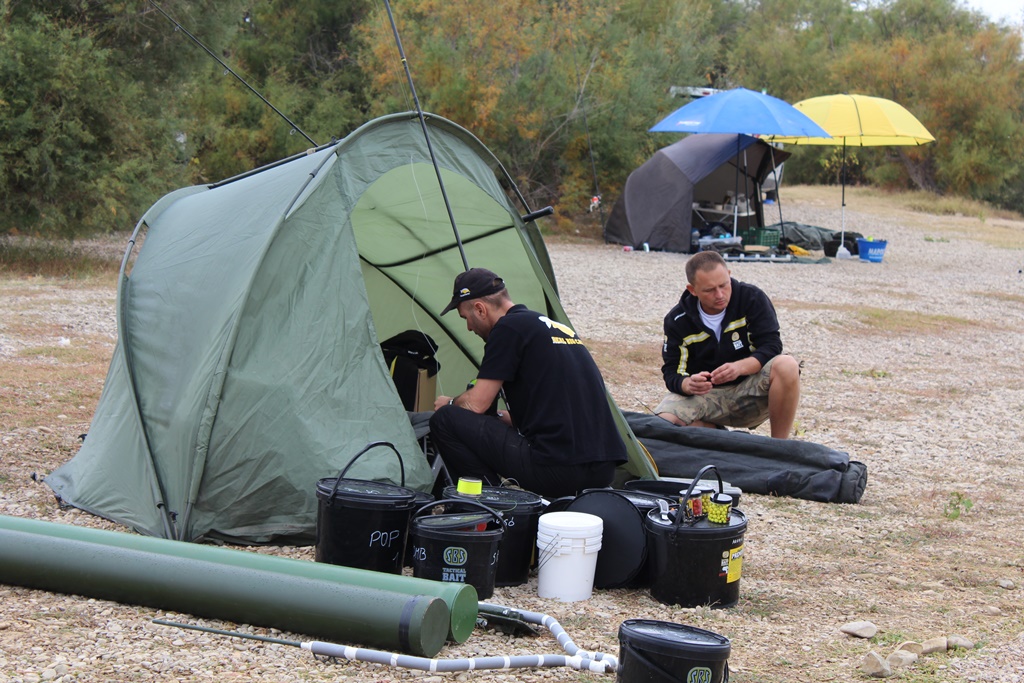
left=356, top=0, right=715, bottom=219
left=831, top=0, right=1024, bottom=197
left=0, top=9, right=188, bottom=238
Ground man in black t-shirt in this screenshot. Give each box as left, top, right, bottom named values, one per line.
left=429, top=268, right=627, bottom=498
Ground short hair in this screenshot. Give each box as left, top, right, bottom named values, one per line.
left=685, top=251, right=727, bottom=285
left=478, top=289, right=511, bottom=308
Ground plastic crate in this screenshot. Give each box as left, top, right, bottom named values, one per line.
left=739, top=228, right=780, bottom=247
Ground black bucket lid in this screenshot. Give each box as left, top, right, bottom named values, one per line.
left=316, top=477, right=418, bottom=508
left=582, top=488, right=673, bottom=511
left=565, top=490, right=647, bottom=589
left=413, top=512, right=494, bottom=531
left=619, top=619, right=731, bottom=659
left=442, top=485, right=543, bottom=512
left=412, top=512, right=504, bottom=542
left=644, top=507, right=747, bottom=536
left=625, top=477, right=743, bottom=505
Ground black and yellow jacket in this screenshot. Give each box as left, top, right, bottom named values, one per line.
left=661, top=278, right=783, bottom=393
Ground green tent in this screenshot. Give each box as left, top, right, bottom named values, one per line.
left=45, top=113, right=655, bottom=544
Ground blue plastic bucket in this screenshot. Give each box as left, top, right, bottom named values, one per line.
left=857, top=238, right=887, bottom=262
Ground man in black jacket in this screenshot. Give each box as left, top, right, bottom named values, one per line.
left=429, top=268, right=626, bottom=497
left=656, top=251, right=800, bottom=439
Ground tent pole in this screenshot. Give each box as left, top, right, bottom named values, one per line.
left=769, top=145, right=784, bottom=228
left=147, top=1, right=316, bottom=147
left=382, top=0, right=469, bottom=270
left=117, top=221, right=176, bottom=539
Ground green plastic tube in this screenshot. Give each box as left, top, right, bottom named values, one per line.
left=0, top=515, right=476, bottom=645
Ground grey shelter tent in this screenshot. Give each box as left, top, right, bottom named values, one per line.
left=46, top=112, right=656, bottom=544
left=604, top=134, right=790, bottom=252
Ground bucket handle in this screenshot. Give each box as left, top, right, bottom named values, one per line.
left=413, top=498, right=505, bottom=527
left=326, top=441, right=406, bottom=505
left=675, top=464, right=724, bottom=529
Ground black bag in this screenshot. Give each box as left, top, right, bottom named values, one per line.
left=823, top=231, right=863, bottom=257
left=380, top=331, right=440, bottom=411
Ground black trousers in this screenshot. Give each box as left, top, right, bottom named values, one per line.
left=428, top=405, right=616, bottom=499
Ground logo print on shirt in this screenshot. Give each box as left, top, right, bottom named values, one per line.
left=539, top=316, right=583, bottom=345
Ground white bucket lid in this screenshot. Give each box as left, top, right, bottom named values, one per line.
left=538, top=511, right=603, bottom=537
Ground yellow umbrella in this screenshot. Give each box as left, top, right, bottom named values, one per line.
left=769, top=93, right=934, bottom=255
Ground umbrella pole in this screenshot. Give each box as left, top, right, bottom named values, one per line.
left=836, top=139, right=852, bottom=259
left=840, top=140, right=847, bottom=244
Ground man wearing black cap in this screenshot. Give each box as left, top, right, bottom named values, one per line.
left=429, top=268, right=627, bottom=498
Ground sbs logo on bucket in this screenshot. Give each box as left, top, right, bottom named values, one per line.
left=687, top=667, right=713, bottom=683
left=443, top=546, right=468, bottom=566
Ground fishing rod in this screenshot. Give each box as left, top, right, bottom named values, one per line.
left=381, top=0, right=469, bottom=270
left=147, top=0, right=317, bottom=147
left=153, top=603, right=618, bottom=674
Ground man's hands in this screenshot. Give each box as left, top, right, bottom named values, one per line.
left=683, top=358, right=763, bottom=395
left=683, top=371, right=714, bottom=395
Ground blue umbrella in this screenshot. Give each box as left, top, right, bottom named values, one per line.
left=650, top=88, right=830, bottom=235
left=650, top=87, right=831, bottom=137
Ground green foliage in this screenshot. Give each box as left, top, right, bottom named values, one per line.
left=358, top=0, right=715, bottom=214
left=2, top=0, right=1022, bottom=237
left=943, top=492, right=974, bottom=520
left=0, top=11, right=188, bottom=238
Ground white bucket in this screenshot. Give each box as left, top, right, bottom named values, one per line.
left=536, top=511, right=603, bottom=601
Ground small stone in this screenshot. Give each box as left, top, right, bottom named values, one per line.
left=997, top=579, right=1015, bottom=590
left=947, top=635, right=974, bottom=649
left=861, top=651, right=893, bottom=678
left=841, top=620, right=878, bottom=638
left=896, top=641, right=923, bottom=655
left=921, top=636, right=947, bottom=654
left=983, top=605, right=1002, bottom=616
left=922, top=581, right=944, bottom=590
left=887, top=650, right=918, bottom=668
left=41, top=669, right=57, bottom=681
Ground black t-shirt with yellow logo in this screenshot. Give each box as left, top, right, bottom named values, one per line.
left=477, top=305, right=627, bottom=467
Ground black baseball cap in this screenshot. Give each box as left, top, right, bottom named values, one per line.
left=440, top=268, right=506, bottom=316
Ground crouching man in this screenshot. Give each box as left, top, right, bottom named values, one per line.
left=656, top=251, right=800, bottom=439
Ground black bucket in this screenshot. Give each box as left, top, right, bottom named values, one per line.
left=315, top=441, right=419, bottom=574
left=403, top=490, right=437, bottom=568
left=442, top=485, right=543, bottom=587
left=410, top=498, right=504, bottom=599
left=643, top=466, right=747, bottom=608
left=618, top=619, right=731, bottom=683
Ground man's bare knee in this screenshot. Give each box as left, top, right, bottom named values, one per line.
left=770, top=355, right=801, bottom=386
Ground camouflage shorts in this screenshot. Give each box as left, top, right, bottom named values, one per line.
left=654, top=356, right=781, bottom=429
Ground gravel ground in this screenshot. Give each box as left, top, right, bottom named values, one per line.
left=2, top=187, right=1023, bottom=682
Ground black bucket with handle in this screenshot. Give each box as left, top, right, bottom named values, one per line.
left=618, top=619, right=731, bottom=683
left=442, top=485, right=543, bottom=587
left=315, top=441, right=419, bottom=574
left=410, top=498, right=504, bottom=599
left=644, top=465, right=747, bottom=608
